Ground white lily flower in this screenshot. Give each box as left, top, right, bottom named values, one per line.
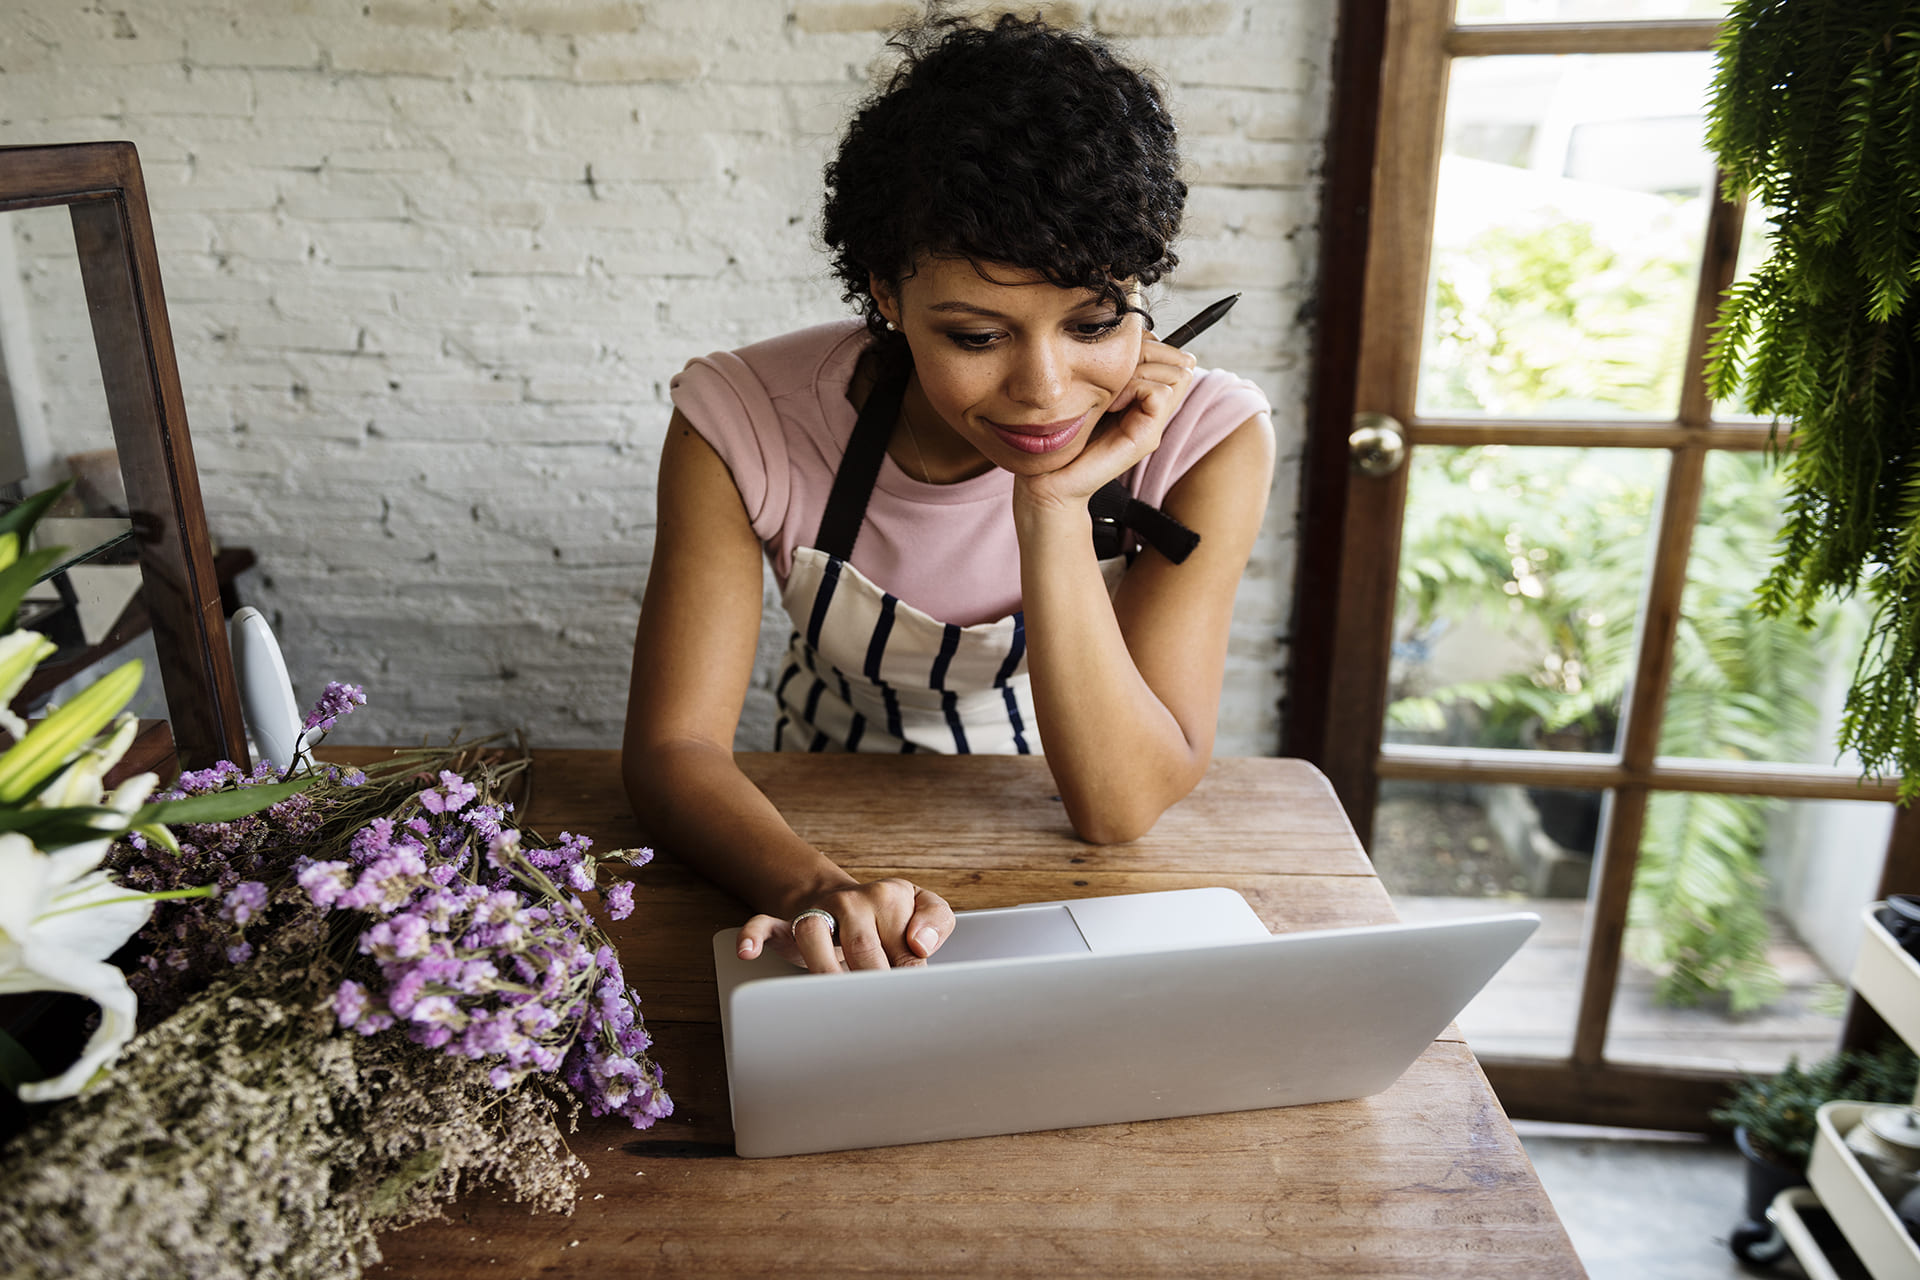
left=0, top=832, right=153, bottom=1101
left=36, top=715, right=137, bottom=812
left=0, top=630, right=55, bottom=741
left=95, top=771, right=160, bottom=830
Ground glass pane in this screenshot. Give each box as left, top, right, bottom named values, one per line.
left=1387, top=445, right=1663, bottom=753
left=1377, top=780, right=1605, bottom=1059
left=3, top=208, right=136, bottom=667
left=1661, top=451, right=1874, bottom=768
left=32, top=516, right=135, bottom=582
left=0, top=206, right=116, bottom=480
left=1, top=207, right=166, bottom=721
left=1418, top=54, right=1717, bottom=420
left=1606, top=795, right=1885, bottom=1073
left=1457, top=0, right=1731, bottom=20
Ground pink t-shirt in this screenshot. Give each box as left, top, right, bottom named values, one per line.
left=670, top=319, right=1269, bottom=627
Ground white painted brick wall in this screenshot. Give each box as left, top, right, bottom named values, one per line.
left=2, top=0, right=1334, bottom=756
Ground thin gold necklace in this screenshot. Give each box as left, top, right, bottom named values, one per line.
left=900, top=398, right=935, bottom=484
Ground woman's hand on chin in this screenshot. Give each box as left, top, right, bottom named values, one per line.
left=1015, top=335, right=1198, bottom=512
left=735, top=878, right=956, bottom=974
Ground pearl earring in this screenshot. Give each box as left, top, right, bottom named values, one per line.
left=885, top=320, right=897, bottom=331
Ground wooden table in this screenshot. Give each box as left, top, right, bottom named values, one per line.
left=372, top=751, right=1584, bottom=1278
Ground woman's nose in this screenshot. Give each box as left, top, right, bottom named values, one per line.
left=1006, top=340, right=1069, bottom=409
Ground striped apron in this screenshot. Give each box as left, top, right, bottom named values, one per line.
left=771, top=356, right=1188, bottom=756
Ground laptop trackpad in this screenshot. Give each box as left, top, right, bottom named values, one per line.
left=927, top=904, right=1089, bottom=964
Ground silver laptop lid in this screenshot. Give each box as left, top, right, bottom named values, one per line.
left=713, top=888, right=1536, bottom=1158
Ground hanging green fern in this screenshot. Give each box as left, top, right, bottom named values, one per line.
left=1707, top=1, right=1920, bottom=799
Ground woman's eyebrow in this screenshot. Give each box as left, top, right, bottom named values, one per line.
left=925, top=300, right=1111, bottom=320
left=926, top=301, right=1016, bottom=319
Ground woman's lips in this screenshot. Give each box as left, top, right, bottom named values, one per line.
left=986, top=412, right=1089, bottom=455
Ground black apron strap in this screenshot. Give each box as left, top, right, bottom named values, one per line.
left=814, top=356, right=911, bottom=561
left=1090, top=477, right=1201, bottom=565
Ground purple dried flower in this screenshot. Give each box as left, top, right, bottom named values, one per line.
left=458, top=959, right=498, bottom=991
left=387, top=913, right=431, bottom=959
left=296, top=862, right=349, bottom=911
left=420, top=770, right=478, bottom=815
left=350, top=818, right=394, bottom=862
left=463, top=804, right=505, bottom=841
left=385, top=967, right=428, bottom=1016
left=604, top=882, right=635, bottom=921
left=174, top=760, right=245, bottom=793
left=220, top=881, right=268, bottom=925
left=486, top=830, right=521, bottom=871
left=302, top=681, right=367, bottom=733
left=410, top=994, right=461, bottom=1026
left=412, top=1024, right=454, bottom=1050
left=335, top=980, right=370, bottom=1029
left=225, top=941, right=253, bottom=964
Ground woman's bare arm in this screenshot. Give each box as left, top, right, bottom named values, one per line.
left=621, top=411, right=954, bottom=969
left=1017, top=409, right=1275, bottom=843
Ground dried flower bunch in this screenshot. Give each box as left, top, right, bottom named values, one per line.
left=108, top=729, right=670, bottom=1128
left=5, top=719, right=670, bottom=1278
left=0, top=957, right=585, bottom=1280
left=1, top=484, right=669, bottom=1278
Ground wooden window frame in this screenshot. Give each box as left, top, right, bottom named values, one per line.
left=1292, top=4, right=1918, bottom=1129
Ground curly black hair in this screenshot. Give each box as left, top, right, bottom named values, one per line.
left=821, top=13, right=1185, bottom=348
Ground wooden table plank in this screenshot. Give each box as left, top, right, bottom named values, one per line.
left=329, top=750, right=1581, bottom=1277
left=490, top=750, right=1375, bottom=877
left=381, top=1033, right=1575, bottom=1279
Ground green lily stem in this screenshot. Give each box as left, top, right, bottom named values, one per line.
left=39, top=885, right=216, bottom=919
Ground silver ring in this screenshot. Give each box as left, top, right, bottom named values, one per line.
left=791, top=907, right=838, bottom=938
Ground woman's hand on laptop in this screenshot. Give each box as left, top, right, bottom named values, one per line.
left=737, top=878, right=955, bottom=973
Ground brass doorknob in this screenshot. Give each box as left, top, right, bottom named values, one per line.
left=1349, top=413, right=1406, bottom=477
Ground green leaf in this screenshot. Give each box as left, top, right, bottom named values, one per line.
left=0, top=480, right=73, bottom=543
left=0, top=546, right=74, bottom=632
left=0, top=805, right=128, bottom=847
left=132, top=775, right=318, bottom=826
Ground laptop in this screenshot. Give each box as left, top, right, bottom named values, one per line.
left=712, top=887, right=1537, bottom=1158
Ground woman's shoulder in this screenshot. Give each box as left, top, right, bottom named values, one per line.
left=1129, top=367, right=1272, bottom=508
left=666, top=319, right=871, bottom=554
left=1182, top=366, right=1270, bottom=423
left=677, top=318, right=870, bottom=404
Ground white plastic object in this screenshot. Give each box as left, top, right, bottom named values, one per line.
left=1853, top=904, right=1920, bottom=1053
left=1809, top=1101, right=1920, bottom=1279
left=228, top=606, right=303, bottom=771
left=1770, top=1186, right=1848, bottom=1280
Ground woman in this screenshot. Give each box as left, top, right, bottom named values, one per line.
left=622, top=15, right=1275, bottom=975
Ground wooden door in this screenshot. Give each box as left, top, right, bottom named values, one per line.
left=1291, top=0, right=1920, bottom=1130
